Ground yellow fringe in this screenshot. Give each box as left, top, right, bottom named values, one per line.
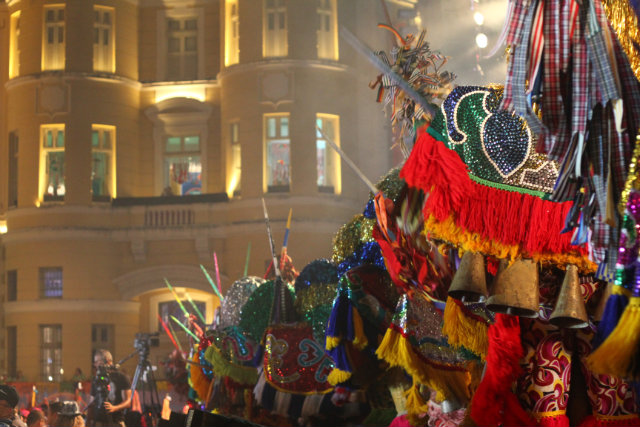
left=612, top=285, right=632, bottom=296
left=405, top=383, right=430, bottom=419
left=376, top=326, right=478, bottom=405
left=424, top=215, right=596, bottom=273
left=327, top=367, right=352, bottom=385
left=587, top=297, right=640, bottom=378
left=442, top=297, right=488, bottom=360
left=352, top=308, right=369, bottom=350
left=325, top=335, right=342, bottom=351
left=189, top=352, right=212, bottom=401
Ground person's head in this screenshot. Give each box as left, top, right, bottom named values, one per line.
left=57, top=402, right=84, bottom=427
left=93, top=349, right=113, bottom=368
left=48, top=401, right=64, bottom=427
left=26, top=408, right=46, bottom=427
left=0, top=385, right=19, bottom=420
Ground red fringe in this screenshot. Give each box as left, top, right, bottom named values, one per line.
left=539, top=414, right=570, bottom=427
left=470, top=313, right=536, bottom=427
left=579, top=415, right=640, bottom=427
left=400, top=129, right=472, bottom=222
left=400, top=131, right=587, bottom=256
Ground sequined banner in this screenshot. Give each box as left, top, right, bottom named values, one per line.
left=263, top=323, right=334, bottom=394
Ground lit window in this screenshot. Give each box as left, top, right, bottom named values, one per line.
left=42, top=6, right=65, bottom=71
left=317, top=0, right=337, bottom=60
left=316, top=114, right=341, bottom=194
left=40, top=267, right=62, bottom=298
left=40, top=325, right=62, bottom=381
left=164, top=135, right=201, bottom=196
left=230, top=122, right=241, bottom=196
left=91, top=125, right=116, bottom=200
left=167, top=17, right=198, bottom=81
left=225, top=0, right=240, bottom=66
left=9, top=132, right=18, bottom=208
left=158, top=300, right=206, bottom=330
left=9, top=11, right=20, bottom=78
left=263, top=0, right=287, bottom=57
left=264, top=114, right=290, bottom=192
left=93, top=7, right=114, bottom=73
left=40, top=125, right=65, bottom=201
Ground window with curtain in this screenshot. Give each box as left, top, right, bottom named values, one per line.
left=263, top=0, right=287, bottom=57
left=225, top=0, right=240, bottom=66
left=316, top=114, right=340, bottom=193
left=40, top=324, right=62, bottom=381
left=164, top=135, right=202, bottom=196
left=91, top=125, right=115, bottom=200
left=42, top=6, right=65, bottom=70
left=93, top=6, right=114, bottom=73
left=264, top=114, right=290, bottom=192
left=167, top=17, right=198, bottom=81
left=41, top=125, right=65, bottom=201
left=316, top=0, right=337, bottom=60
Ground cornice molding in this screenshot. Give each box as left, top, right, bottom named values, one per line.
left=1, top=218, right=350, bottom=243
left=4, top=299, right=140, bottom=315
left=218, top=59, right=352, bottom=80
left=5, top=72, right=142, bottom=91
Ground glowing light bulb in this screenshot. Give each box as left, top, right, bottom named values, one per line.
left=414, top=13, right=422, bottom=27
left=474, top=12, right=485, bottom=26
left=476, top=33, right=488, bottom=49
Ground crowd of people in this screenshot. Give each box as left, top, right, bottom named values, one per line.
left=0, top=349, right=133, bottom=427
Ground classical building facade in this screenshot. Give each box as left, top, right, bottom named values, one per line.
left=0, top=0, right=419, bottom=381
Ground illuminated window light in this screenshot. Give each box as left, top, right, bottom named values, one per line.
left=474, top=12, right=484, bottom=26
left=476, top=33, right=488, bottom=49
left=154, top=85, right=206, bottom=103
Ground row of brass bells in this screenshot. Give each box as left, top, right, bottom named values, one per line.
left=486, top=258, right=539, bottom=318
left=448, top=253, right=588, bottom=326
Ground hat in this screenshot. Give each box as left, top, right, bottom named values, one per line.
left=0, top=385, right=19, bottom=408
left=59, top=401, right=82, bottom=417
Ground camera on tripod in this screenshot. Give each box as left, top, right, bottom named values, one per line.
left=92, top=363, right=116, bottom=420
left=134, top=332, right=160, bottom=359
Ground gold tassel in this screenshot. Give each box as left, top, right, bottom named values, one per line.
left=442, top=297, right=488, bottom=360
left=376, top=327, right=478, bottom=404
left=602, top=0, right=640, bottom=82
left=405, top=382, right=430, bottom=419
left=352, top=308, right=369, bottom=350
left=588, top=297, right=640, bottom=378
left=325, top=335, right=342, bottom=351
left=327, top=367, right=352, bottom=385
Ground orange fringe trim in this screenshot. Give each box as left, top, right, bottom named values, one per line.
left=424, top=214, right=596, bottom=273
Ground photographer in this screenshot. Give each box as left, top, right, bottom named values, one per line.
left=89, top=349, right=131, bottom=427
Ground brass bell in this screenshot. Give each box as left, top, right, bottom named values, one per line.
left=448, top=251, right=488, bottom=303
left=486, top=259, right=540, bottom=318
left=550, top=264, right=589, bottom=328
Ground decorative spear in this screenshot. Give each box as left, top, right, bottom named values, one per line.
left=163, top=278, right=190, bottom=319
left=185, top=292, right=206, bottom=324
left=157, top=313, right=181, bottom=353
left=170, top=315, right=200, bottom=341
left=199, top=265, right=224, bottom=301
left=244, top=241, right=252, bottom=277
